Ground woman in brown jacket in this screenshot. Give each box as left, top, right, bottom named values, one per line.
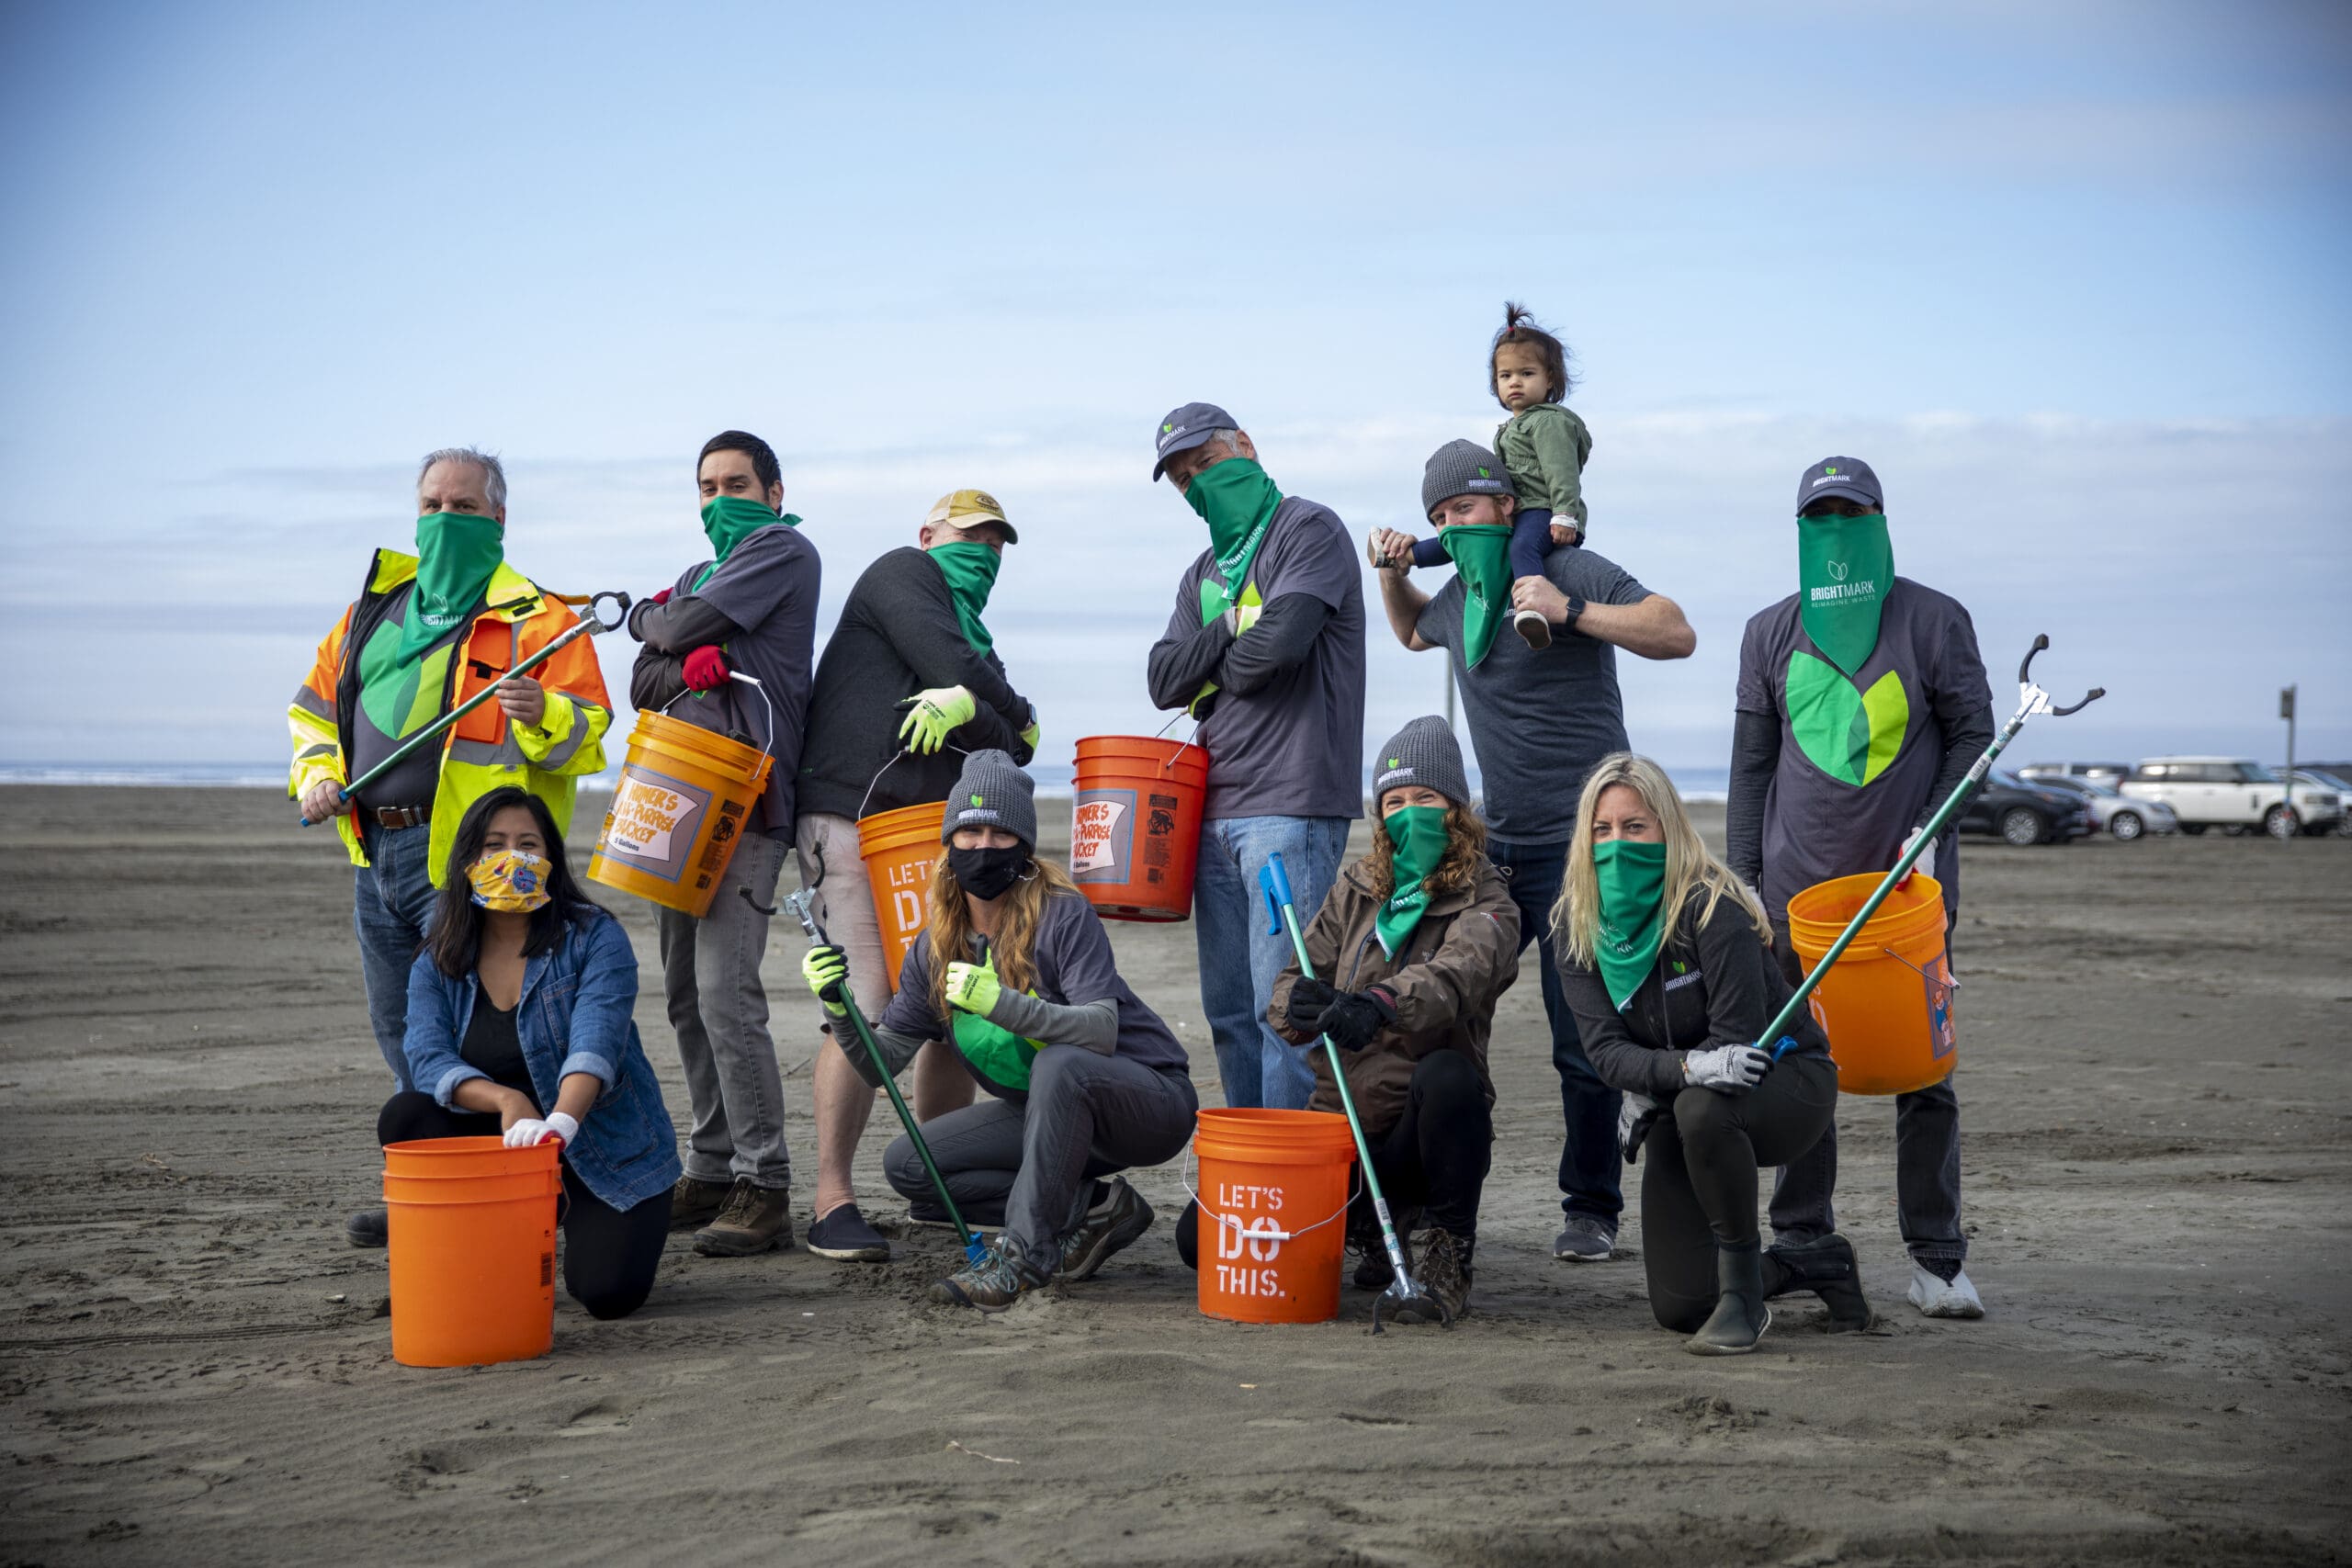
left=1267, top=715, right=1520, bottom=1324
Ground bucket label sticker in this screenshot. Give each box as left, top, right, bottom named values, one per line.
left=1212, top=1180, right=1288, bottom=1301
left=601, top=764, right=709, bottom=883
left=1072, top=788, right=1136, bottom=883
left=1928, top=948, right=1956, bottom=1059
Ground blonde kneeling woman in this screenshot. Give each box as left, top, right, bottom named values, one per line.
left=1552, top=754, right=1870, bottom=1353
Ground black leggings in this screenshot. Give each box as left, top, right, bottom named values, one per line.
left=1641, top=1051, right=1837, bottom=1333
left=379, top=1092, right=671, bottom=1321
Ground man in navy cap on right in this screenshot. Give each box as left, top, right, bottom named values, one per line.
left=1728, top=455, right=1995, bottom=1319
left=1145, top=404, right=1365, bottom=1111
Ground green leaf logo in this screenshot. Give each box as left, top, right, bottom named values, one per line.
left=1477, top=467, right=1490, bottom=478
left=1162, top=423, right=1173, bottom=434
left=970, top=793, right=985, bottom=807
left=1786, top=650, right=1909, bottom=786
left=1388, top=757, right=1401, bottom=768
left=1825, top=464, right=1839, bottom=476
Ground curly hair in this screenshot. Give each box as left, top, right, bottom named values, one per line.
left=1367, top=801, right=1489, bottom=901
left=1489, top=300, right=1575, bottom=408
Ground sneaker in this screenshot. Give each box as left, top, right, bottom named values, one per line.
left=1553, top=1213, right=1616, bottom=1262
left=669, top=1175, right=733, bottom=1231
left=1514, top=607, right=1553, bottom=649
left=693, top=1179, right=794, bottom=1257
left=1052, top=1178, right=1154, bottom=1283
left=346, top=1208, right=388, bottom=1248
left=1345, top=1203, right=1419, bottom=1291
left=1391, top=1228, right=1471, bottom=1325
left=931, top=1235, right=1047, bottom=1313
left=805, top=1203, right=891, bottom=1262
left=1908, top=1261, right=1985, bottom=1319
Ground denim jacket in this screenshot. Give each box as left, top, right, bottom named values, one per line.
left=401, top=908, right=681, bottom=1210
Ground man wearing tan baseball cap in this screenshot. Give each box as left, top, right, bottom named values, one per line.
left=791, top=487, right=1040, bottom=1261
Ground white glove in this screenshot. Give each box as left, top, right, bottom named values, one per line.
left=1683, top=1044, right=1771, bottom=1093
left=503, top=1111, right=579, bottom=1148
left=1617, top=1090, right=1661, bottom=1163
left=1895, top=829, right=1935, bottom=888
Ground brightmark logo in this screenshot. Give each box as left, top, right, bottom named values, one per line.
left=1809, top=581, right=1877, bottom=602
left=1159, top=423, right=1188, bottom=450
left=956, top=807, right=1003, bottom=825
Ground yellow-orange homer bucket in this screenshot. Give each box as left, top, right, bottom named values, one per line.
left=589, top=707, right=773, bottom=918
left=1191, top=1108, right=1357, bottom=1325
left=383, top=1136, right=562, bottom=1369
left=1786, top=872, right=1957, bottom=1096
left=859, top=800, right=946, bottom=993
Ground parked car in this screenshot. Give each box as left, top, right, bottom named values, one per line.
left=2032, top=773, right=2178, bottom=840
left=2291, top=771, right=2352, bottom=838
left=2120, top=756, right=2343, bottom=839
left=1954, top=769, right=2095, bottom=845
left=2017, top=761, right=2132, bottom=785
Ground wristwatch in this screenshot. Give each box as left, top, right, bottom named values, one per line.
left=1561, top=591, right=1587, bottom=629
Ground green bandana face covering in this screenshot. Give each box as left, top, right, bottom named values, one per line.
left=400, top=512, right=504, bottom=661
left=1591, top=839, right=1668, bottom=1010
left=1186, top=457, right=1283, bottom=624
left=1374, top=805, right=1451, bottom=958
left=929, top=541, right=1002, bottom=655
left=1439, top=523, right=1515, bottom=668
left=693, top=496, right=799, bottom=590
left=1796, top=512, right=1894, bottom=677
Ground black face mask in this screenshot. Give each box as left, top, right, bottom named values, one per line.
left=947, top=843, right=1030, bottom=901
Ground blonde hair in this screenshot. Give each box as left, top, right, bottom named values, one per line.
left=924, top=850, right=1081, bottom=1026
left=1367, top=799, right=1488, bottom=901
left=1550, top=753, right=1770, bottom=968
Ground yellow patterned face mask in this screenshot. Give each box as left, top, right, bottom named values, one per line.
left=468, top=850, right=553, bottom=911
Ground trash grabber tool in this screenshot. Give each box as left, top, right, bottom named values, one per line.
left=1759, top=634, right=2104, bottom=1060
left=781, top=887, right=988, bottom=1267
left=1260, top=851, right=1449, bottom=1333
left=298, top=589, right=633, bottom=825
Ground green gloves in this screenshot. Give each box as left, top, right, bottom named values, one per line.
left=1221, top=601, right=1262, bottom=637
left=943, top=956, right=1001, bottom=1018
left=897, top=684, right=977, bottom=754
left=1020, top=706, right=1041, bottom=754
left=802, top=944, right=850, bottom=1018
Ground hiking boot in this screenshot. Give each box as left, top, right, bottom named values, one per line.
left=692, top=1179, right=793, bottom=1257
left=1052, top=1177, right=1154, bottom=1283
left=805, top=1202, right=890, bottom=1262
left=1553, top=1213, right=1616, bottom=1262
left=1346, top=1203, right=1419, bottom=1291
left=930, top=1235, right=1047, bottom=1313
left=346, top=1208, right=388, bottom=1248
left=1514, top=606, right=1553, bottom=649
left=669, top=1175, right=733, bottom=1231
left=1764, top=1232, right=1874, bottom=1331
left=1908, top=1259, right=1985, bottom=1320
left=1688, top=1242, right=1771, bottom=1356
left=1390, top=1227, right=1470, bottom=1325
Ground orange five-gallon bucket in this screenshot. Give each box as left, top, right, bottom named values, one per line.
left=1786, top=872, right=1957, bottom=1096
left=383, top=1137, right=562, bottom=1368
left=589, top=707, right=774, bottom=918
left=1192, top=1108, right=1357, bottom=1325
left=858, top=801, right=947, bottom=993
left=1070, top=735, right=1209, bottom=922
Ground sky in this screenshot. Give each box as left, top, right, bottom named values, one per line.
left=3, top=0, right=2348, bottom=784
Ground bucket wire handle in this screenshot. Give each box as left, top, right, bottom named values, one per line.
left=660, top=671, right=775, bottom=766
left=1180, top=1148, right=1363, bottom=1245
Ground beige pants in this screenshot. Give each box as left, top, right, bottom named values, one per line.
left=793, top=812, right=895, bottom=1019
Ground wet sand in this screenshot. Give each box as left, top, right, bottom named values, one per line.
left=2, top=785, right=2347, bottom=1565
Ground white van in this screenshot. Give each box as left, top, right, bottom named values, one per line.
left=2120, top=756, right=2344, bottom=838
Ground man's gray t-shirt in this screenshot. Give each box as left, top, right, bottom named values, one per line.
left=1160, top=496, right=1366, bottom=820
left=1735, top=577, right=1993, bottom=923
left=660, top=524, right=820, bottom=840
left=1415, top=547, right=1652, bottom=844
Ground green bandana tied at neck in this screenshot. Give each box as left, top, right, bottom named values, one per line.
left=399, top=512, right=505, bottom=662
left=694, top=496, right=800, bottom=591
left=1374, top=805, right=1451, bottom=959
left=1440, top=523, right=1516, bottom=668
left=929, top=541, right=1002, bottom=655
left=1186, top=458, right=1283, bottom=625
left=1591, top=839, right=1668, bottom=1010
left=1796, top=513, right=1894, bottom=677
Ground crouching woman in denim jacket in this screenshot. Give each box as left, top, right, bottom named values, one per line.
left=379, top=786, right=682, bottom=1321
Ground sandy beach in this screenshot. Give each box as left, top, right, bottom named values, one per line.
left=2, top=784, right=2347, bottom=1566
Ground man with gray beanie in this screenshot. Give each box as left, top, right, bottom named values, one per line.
left=1146, top=402, right=1365, bottom=1113
left=799, top=749, right=1196, bottom=1313
left=1371, top=438, right=1695, bottom=1265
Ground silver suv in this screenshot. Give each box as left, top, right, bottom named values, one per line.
left=2120, top=756, right=2345, bottom=838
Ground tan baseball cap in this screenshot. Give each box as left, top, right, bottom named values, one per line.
left=925, top=488, right=1018, bottom=544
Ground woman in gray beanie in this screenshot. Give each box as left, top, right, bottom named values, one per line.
left=800, top=749, right=1196, bottom=1312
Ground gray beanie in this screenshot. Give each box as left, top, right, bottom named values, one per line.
left=943, top=749, right=1037, bottom=848
left=1372, top=716, right=1471, bottom=808
left=1420, top=438, right=1513, bottom=518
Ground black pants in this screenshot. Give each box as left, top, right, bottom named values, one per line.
left=379, top=1092, right=671, bottom=1321
left=1641, top=1051, right=1837, bottom=1333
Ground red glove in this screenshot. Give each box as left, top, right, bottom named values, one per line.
left=650, top=588, right=673, bottom=606
left=683, top=645, right=732, bottom=692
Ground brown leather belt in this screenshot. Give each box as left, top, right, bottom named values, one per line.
left=371, top=806, right=430, bottom=829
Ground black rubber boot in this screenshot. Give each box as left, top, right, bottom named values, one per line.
left=1763, top=1233, right=1874, bottom=1332
left=1687, top=1242, right=1770, bottom=1356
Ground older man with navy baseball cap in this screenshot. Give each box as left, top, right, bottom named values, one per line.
left=1142, top=403, right=1365, bottom=1111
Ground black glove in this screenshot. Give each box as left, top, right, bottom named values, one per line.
left=1283, top=977, right=1337, bottom=1033
left=1315, top=988, right=1396, bottom=1052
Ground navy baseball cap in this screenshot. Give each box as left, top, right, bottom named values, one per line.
left=1796, top=456, right=1883, bottom=513
left=1152, top=401, right=1238, bottom=480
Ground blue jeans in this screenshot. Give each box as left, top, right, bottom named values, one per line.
left=1193, top=815, right=1351, bottom=1111
left=353, top=822, right=439, bottom=1092
left=1487, top=835, right=1623, bottom=1229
